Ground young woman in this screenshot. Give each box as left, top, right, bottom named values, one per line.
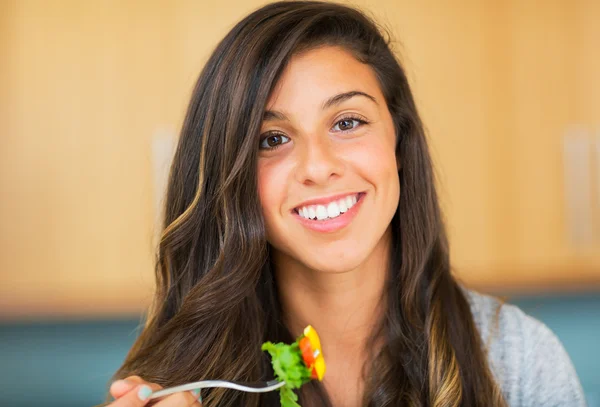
left=103, top=1, right=586, bottom=406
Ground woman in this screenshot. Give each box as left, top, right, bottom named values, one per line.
left=103, top=1, right=586, bottom=406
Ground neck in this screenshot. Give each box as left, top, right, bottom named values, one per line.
left=273, top=226, right=392, bottom=360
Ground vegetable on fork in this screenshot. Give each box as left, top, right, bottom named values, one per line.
left=261, top=325, right=326, bottom=407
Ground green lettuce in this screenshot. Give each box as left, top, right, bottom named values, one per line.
left=261, top=340, right=312, bottom=407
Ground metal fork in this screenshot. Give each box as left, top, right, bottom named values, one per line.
left=149, top=379, right=285, bottom=400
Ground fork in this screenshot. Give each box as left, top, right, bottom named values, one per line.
left=149, top=379, right=285, bottom=400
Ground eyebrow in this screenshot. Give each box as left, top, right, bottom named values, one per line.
left=262, top=90, right=378, bottom=122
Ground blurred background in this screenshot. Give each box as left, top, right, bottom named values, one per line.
left=1, top=0, right=599, bottom=406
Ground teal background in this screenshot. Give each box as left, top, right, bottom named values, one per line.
left=1, top=292, right=598, bottom=407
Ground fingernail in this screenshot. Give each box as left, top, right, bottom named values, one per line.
left=192, top=388, right=203, bottom=403
left=137, top=385, right=152, bottom=401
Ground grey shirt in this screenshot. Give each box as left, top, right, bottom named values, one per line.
left=465, top=289, right=587, bottom=407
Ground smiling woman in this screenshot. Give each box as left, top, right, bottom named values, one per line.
left=104, top=1, right=585, bottom=407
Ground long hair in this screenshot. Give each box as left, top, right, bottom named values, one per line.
left=110, top=2, right=507, bottom=406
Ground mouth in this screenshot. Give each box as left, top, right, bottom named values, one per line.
left=293, top=192, right=366, bottom=221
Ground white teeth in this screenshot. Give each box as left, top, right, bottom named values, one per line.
left=299, top=207, right=311, bottom=220
left=338, top=198, right=348, bottom=213
left=316, top=205, right=328, bottom=220
left=327, top=202, right=340, bottom=218
left=296, top=193, right=361, bottom=221
left=345, top=195, right=353, bottom=208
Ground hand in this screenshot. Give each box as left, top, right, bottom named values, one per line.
left=106, top=375, right=202, bottom=407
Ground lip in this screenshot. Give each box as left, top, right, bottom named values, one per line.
left=292, top=192, right=366, bottom=233
left=292, top=191, right=365, bottom=212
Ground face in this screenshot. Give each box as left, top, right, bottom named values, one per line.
left=257, top=46, right=400, bottom=273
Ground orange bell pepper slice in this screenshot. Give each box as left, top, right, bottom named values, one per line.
left=299, top=325, right=326, bottom=381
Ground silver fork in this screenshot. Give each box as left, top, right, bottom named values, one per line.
left=149, top=379, right=285, bottom=400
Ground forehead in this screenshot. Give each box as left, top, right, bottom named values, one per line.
left=265, top=46, right=384, bottom=111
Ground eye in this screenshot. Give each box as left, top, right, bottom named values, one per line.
left=332, top=115, right=369, bottom=132
left=259, top=132, right=290, bottom=151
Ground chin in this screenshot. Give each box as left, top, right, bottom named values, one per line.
left=299, top=249, right=370, bottom=274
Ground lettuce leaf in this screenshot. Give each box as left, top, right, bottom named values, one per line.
left=262, top=340, right=312, bottom=407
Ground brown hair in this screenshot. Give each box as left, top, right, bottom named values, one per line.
left=109, top=2, right=507, bottom=406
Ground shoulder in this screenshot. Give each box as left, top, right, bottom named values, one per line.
left=461, top=287, right=587, bottom=407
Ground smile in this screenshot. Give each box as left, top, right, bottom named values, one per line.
left=294, top=193, right=361, bottom=220
left=292, top=192, right=366, bottom=233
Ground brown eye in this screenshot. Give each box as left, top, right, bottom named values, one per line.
left=267, top=135, right=282, bottom=147
left=338, top=119, right=355, bottom=131
left=332, top=116, right=368, bottom=132
left=259, top=133, right=290, bottom=150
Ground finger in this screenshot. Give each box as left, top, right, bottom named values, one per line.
left=124, top=375, right=145, bottom=383
left=123, top=375, right=164, bottom=389
left=108, top=384, right=154, bottom=407
left=152, top=390, right=199, bottom=407
left=110, top=380, right=136, bottom=399
left=110, top=377, right=162, bottom=400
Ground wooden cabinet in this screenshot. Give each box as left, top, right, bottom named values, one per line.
left=379, top=1, right=600, bottom=292
left=427, top=1, right=600, bottom=292
left=1, top=0, right=598, bottom=319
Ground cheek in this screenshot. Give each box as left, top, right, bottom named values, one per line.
left=346, top=133, right=400, bottom=223
left=347, top=133, right=398, bottom=187
left=257, top=159, right=290, bottom=228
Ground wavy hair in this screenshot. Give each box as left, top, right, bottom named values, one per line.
left=110, top=1, right=507, bottom=406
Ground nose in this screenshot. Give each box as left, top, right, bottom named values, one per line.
left=294, top=137, right=344, bottom=186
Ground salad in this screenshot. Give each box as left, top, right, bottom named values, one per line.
left=261, top=325, right=326, bottom=407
